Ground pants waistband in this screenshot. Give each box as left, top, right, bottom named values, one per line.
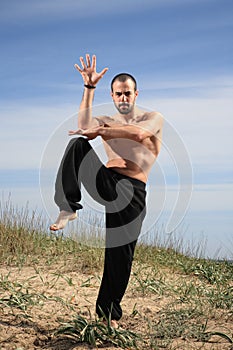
left=107, top=167, right=146, bottom=190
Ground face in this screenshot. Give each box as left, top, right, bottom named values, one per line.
left=111, top=79, right=138, bottom=115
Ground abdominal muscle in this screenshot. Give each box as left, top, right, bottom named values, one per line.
left=103, top=137, right=158, bottom=183
left=106, top=161, right=148, bottom=183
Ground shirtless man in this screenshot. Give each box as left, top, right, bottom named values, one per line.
left=50, top=54, right=163, bottom=327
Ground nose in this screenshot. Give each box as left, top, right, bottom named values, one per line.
left=121, top=94, right=127, bottom=102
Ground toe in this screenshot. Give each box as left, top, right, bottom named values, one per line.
left=50, top=224, right=59, bottom=231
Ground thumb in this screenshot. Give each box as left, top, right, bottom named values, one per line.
left=99, top=67, right=108, bottom=78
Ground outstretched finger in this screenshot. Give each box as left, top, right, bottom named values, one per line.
left=68, top=129, right=84, bottom=135
left=91, top=55, right=96, bottom=70
left=74, top=63, right=82, bottom=72
left=86, top=53, right=91, bottom=67
left=80, top=56, right=87, bottom=69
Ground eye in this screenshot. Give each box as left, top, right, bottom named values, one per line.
left=115, top=92, right=122, bottom=97
left=125, top=91, right=132, bottom=97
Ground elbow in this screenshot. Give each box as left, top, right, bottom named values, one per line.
left=136, top=132, right=144, bottom=142
left=136, top=130, right=150, bottom=142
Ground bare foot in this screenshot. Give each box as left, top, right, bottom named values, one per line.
left=111, top=320, right=119, bottom=329
left=50, top=210, right=77, bottom=231
left=103, top=319, right=119, bottom=329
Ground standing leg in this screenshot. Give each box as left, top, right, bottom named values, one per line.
left=96, top=176, right=146, bottom=321
left=96, top=239, right=138, bottom=321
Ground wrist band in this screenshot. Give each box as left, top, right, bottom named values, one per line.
left=84, top=84, right=96, bottom=89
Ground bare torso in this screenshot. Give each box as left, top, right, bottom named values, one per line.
left=97, top=110, right=162, bottom=183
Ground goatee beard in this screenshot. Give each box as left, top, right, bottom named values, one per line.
left=115, top=102, right=133, bottom=115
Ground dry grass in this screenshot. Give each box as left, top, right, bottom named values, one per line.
left=0, top=198, right=232, bottom=349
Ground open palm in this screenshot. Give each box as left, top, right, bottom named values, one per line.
left=74, top=54, right=108, bottom=86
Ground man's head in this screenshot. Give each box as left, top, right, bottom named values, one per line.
left=111, top=73, right=138, bottom=115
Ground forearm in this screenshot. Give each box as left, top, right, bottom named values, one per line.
left=75, top=54, right=108, bottom=129
left=78, top=87, right=95, bottom=129
left=98, top=124, right=148, bottom=142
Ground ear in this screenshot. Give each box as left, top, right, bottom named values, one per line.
left=110, top=91, right=114, bottom=99
left=135, top=90, right=139, bottom=97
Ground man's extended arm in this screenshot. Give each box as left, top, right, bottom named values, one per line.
left=99, top=112, right=164, bottom=141
left=69, top=112, right=164, bottom=141
left=74, top=54, right=108, bottom=129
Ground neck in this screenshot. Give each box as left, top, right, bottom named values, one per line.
left=119, top=106, right=138, bottom=122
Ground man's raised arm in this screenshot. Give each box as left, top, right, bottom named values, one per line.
left=74, top=54, right=108, bottom=129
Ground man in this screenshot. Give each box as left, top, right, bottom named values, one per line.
left=50, top=54, right=163, bottom=327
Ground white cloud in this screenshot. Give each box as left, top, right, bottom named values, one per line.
left=148, top=183, right=233, bottom=212
left=0, top=103, right=78, bottom=169
left=0, top=0, right=215, bottom=23
left=140, top=75, right=233, bottom=93
left=140, top=88, right=233, bottom=171
left=143, top=182, right=233, bottom=255
left=0, top=0, right=162, bottom=22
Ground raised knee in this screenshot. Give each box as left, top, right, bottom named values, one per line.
left=76, top=137, right=89, bottom=145
left=68, top=137, right=92, bottom=157
left=67, top=137, right=89, bottom=148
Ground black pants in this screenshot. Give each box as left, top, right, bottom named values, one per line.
left=54, top=137, right=146, bottom=320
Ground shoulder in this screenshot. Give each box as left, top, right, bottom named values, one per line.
left=136, top=110, right=164, bottom=123
left=94, top=115, right=115, bottom=125
left=143, top=112, right=164, bottom=130
left=143, top=111, right=164, bottom=120
left=134, top=110, right=164, bottom=136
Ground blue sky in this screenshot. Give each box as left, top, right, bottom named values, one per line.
left=0, top=0, right=233, bottom=258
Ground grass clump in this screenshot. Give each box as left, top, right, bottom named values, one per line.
left=57, top=314, right=140, bottom=348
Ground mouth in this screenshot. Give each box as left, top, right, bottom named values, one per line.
left=114, top=101, right=132, bottom=115
left=119, top=103, right=129, bottom=109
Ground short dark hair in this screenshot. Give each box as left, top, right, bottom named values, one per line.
left=111, top=73, right=137, bottom=92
